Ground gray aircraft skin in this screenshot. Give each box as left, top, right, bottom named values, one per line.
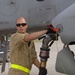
left=0, top=0, right=75, bottom=35
left=51, top=3, right=75, bottom=75
left=0, top=0, right=75, bottom=75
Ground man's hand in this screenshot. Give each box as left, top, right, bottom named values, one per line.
left=39, top=67, right=47, bottom=75
left=46, top=24, right=59, bottom=34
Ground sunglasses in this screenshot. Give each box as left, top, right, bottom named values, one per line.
left=16, top=23, right=27, bottom=27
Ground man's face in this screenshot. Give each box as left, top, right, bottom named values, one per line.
left=16, top=18, right=28, bottom=33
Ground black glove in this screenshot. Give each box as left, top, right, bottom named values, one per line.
left=39, top=67, right=47, bottom=75
left=46, top=24, right=56, bottom=34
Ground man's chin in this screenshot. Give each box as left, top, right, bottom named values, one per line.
left=18, top=31, right=25, bottom=33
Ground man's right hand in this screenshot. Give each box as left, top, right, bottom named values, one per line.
left=46, top=24, right=58, bottom=34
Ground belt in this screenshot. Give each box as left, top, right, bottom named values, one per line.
left=11, top=64, right=30, bottom=74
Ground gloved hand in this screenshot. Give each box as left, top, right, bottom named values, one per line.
left=46, top=24, right=57, bottom=34
left=39, top=67, right=47, bottom=75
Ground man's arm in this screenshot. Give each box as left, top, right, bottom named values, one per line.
left=24, top=30, right=47, bottom=42
left=33, top=58, right=40, bottom=68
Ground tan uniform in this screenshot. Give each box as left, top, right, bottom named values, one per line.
left=8, top=32, right=37, bottom=75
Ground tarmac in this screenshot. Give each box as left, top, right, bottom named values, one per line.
left=0, top=37, right=75, bottom=75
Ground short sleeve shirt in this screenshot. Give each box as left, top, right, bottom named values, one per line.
left=9, top=32, right=37, bottom=70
